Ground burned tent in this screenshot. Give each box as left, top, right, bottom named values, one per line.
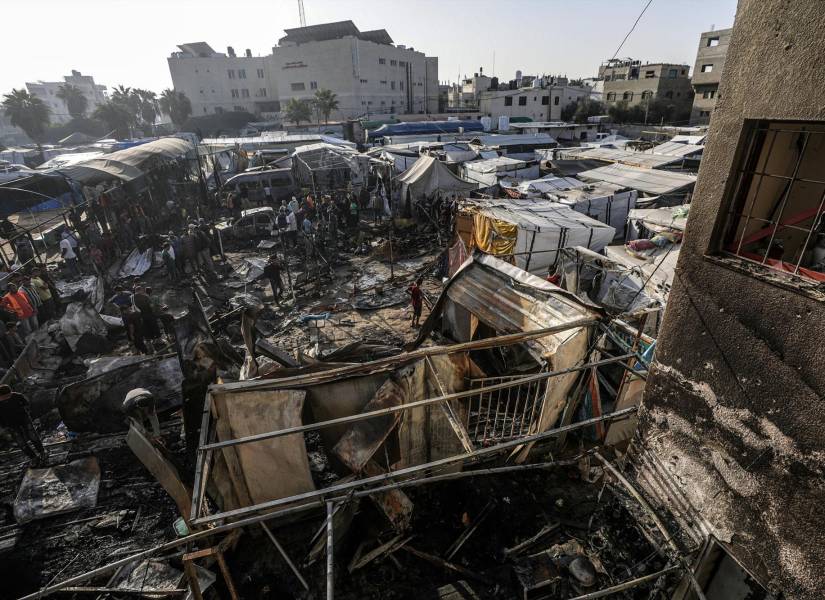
left=396, top=155, right=477, bottom=214
left=54, top=137, right=195, bottom=186
left=189, top=253, right=605, bottom=530
left=291, top=142, right=369, bottom=191
left=457, top=197, right=616, bottom=276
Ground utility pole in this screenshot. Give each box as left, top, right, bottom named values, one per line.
left=297, top=0, right=306, bottom=26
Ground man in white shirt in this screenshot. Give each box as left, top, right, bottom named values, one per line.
left=263, top=185, right=273, bottom=207
left=60, top=232, right=79, bottom=276
left=285, top=210, right=297, bottom=248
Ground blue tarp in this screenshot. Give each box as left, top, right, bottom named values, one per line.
left=368, top=120, right=484, bottom=140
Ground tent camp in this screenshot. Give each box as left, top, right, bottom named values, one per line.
left=576, top=163, right=697, bottom=197
left=499, top=175, right=586, bottom=198
left=546, top=183, right=638, bottom=239
left=292, top=142, right=370, bottom=191
left=397, top=156, right=477, bottom=213
left=460, top=157, right=540, bottom=187
left=458, top=198, right=616, bottom=276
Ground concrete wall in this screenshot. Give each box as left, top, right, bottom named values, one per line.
left=168, top=53, right=273, bottom=116
left=25, top=71, right=108, bottom=124
left=272, top=37, right=438, bottom=120
left=602, top=63, right=693, bottom=112
left=691, top=28, right=733, bottom=124
left=478, top=85, right=591, bottom=122
left=635, top=2, right=825, bottom=598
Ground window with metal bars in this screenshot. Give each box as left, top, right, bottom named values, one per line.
left=719, top=120, right=825, bottom=282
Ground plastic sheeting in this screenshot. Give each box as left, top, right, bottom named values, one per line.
left=113, top=248, right=153, bottom=279
left=397, top=156, right=477, bottom=206
left=368, top=120, right=484, bottom=140
left=60, top=302, right=110, bottom=352
left=473, top=212, right=518, bottom=255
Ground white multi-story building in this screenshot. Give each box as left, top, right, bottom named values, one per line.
left=478, top=78, right=593, bottom=123
left=168, top=43, right=278, bottom=117
left=25, top=70, right=108, bottom=124
left=167, top=21, right=439, bottom=122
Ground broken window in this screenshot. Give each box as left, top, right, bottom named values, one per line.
left=718, top=120, right=825, bottom=282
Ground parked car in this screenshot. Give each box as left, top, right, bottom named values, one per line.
left=222, top=167, right=297, bottom=205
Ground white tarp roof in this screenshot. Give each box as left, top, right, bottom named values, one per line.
left=627, top=205, right=690, bottom=231
left=648, top=141, right=704, bottom=157
left=463, top=156, right=529, bottom=174
left=670, top=134, right=706, bottom=144
left=468, top=198, right=615, bottom=274
left=469, top=133, right=557, bottom=147
left=500, top=175, right=586, bottom=196
left=566, top=147, right=688, bottom=168
left=397, top=155, right=477, bottom=199
left=577, top=163, right=697, bottom=195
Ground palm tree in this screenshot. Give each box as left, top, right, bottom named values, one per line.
left=1, top=89, right=50, bottom=143
left=93, top=102, right=133, bottom=139
left=133, top=89, right=158, bottom=131
left=313, top=89, right=339, bottom=124
left=56, top=84, right=88, bottom=119
left=159, top=89, right=192, bottom=129
left=284, top=98, right=312, bottom=127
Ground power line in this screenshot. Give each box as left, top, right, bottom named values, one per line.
left=609, top=0, right=655, bottom=62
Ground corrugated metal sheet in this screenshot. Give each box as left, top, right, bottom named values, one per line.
left=648, top=141, right=704, bottom=156
left=577, top=163, right=697, bottom=195
left=567, top=147, right=685, bottom=168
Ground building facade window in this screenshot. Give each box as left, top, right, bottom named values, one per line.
left=238, top=69, right=246, bottom=79
left=231, top=89, right=239, bottom=98
left=718, top=120, right=825, bottom=282
left=504, top=96, right=513, bottom=106
left=641, top=90, right=653, bottom=100
left=645, top=70, right=655, bottom=78
left=541, top=96, right=549, bottom=105
left=310, top=81, right=318, bottom=90
left=623, top=91, right=633, bottom=101
left=241, top=89, right=249, bottom=98
left=701, top=64, right=714, bottom=73
left=607, top=92, right=616, bottom=102
left=390, top=60, right=397, bottom=66
left=290, top=82, right=305, bottom=91
left=399, top=61, right=406, bottom=67
left=708, top=37, right=720, bottom=47
left=400, top=81, right=404, bottom=90
left=234, top=105, right=244, bottom=112
left=378, top=58, right=386, bottom=65
left=391, top=81, right=395, bottom=90
left=360, top=79, right=368, bottom=84
left=257, top=68, right=265, bottom=78
left=518, top=96, right=527, bottom=106
left=668, top=69, right=678, bottom=78
left=703, top=90, right=716, bottom=99
left=259, top=88, right=267, bottom=97
left=553, top=96, right=560, bottom=105
left=700, top=110, right=711, bottom=117
left=228, top=69, right=236, bottom=79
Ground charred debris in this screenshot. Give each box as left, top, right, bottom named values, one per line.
left=0, top=136, right=701, bottom=600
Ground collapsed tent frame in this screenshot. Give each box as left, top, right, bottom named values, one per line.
left=189, top=315, right=647, bottom=527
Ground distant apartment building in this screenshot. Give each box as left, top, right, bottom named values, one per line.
left=690, top=28, right=732, bottom=124
left=447, top=70, right=493, bottom=109
left=478, top=77, right=593, bottom=122
left=168, top=43, right=278, bottom=117
left=25, top=70, right=108, bottom=124
left=599, top=59, right=693, bottom=114
left=168, top=21, right=439, bottom=122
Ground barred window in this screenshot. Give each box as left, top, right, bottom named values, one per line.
left=719, top=121, right=825, bottom=282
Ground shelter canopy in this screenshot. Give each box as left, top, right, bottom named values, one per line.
left=577, top=163, right=697, bottom=195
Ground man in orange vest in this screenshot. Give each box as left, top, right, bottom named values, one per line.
left=2, top=282, right=37, bottom=338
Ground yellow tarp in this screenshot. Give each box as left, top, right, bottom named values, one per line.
left=473, top=213, right=517, bottom=255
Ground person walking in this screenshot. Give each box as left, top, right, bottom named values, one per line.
left=119, top=305, right=149, bottom=354
left=60, top=232, right=80, bottom=277
left=133, top=286, right=161, bottom=345
left=161, top=242, right=178, bottom=282
left=263, top=255, right=285, bottom=304
left=285, top=209, right=298, bottom=248
left=0, top=384, right=47, bottom=465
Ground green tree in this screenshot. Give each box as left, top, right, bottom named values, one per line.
left=1, top=89, right=51, bottom=143
left=159, top=89, right=192, bottom=129
left=93, top=102, right=133, bottom=138
left=561, top=101, right=578, bottom=122
left=608, top=100, right=645, bottom=124
left=133, top=89, right=158, bottom=130
left=284, top=98, right=312, bottom=127
left=573, top=99, right=606, bottom=124
left=313, top=89, right=339, bottom=124
left=56, top=84, right=88, bottom=119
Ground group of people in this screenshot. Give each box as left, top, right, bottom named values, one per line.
left=161, top=220, right=221, bottom=283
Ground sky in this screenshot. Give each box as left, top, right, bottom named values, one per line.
left=2, top=0, right=738, bottom=96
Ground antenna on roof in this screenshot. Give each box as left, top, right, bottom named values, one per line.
left=297, top=0, right=307, bottom=27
